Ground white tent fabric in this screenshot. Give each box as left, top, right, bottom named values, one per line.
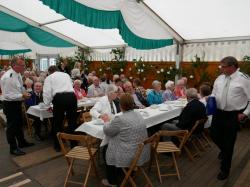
left=76, top=0, right=172, bottom=39
left=0, top=0, right=125, bottom=49
left=0, top=30, right=77, bottom=59
left=145, top=0, right=250, bottom=42
left=0, top=41, right=30, bottom=51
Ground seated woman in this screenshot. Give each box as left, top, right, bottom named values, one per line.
left=133, top=78, right=147, bottom=99
left=102, top=93, right=150, bottom=186
left=174, top=79, right=186, bottom=98
left=162, top=80, right=177, bottom=101
left=147, top=80, right=163, bottom=105
left=73, top=79, right=87, bottom=100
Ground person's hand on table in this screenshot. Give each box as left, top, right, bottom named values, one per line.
left=99, top=114, right=110, bottom=123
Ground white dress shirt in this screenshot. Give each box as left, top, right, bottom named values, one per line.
left=212, top=70, right=250, bottom=116
left=43, top=71, right=74, bottom=105
left=90, top=95, right=117, bottom=119
left=0, top=69, right=24, bottom=101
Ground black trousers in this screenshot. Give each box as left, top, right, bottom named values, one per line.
left=52, top=92, right=77, bottom=148
left=3, top=101, right=26, bottom=150
left=210, top=109, right=241, bottom=174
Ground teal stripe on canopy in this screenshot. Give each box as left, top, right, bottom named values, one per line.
left=40, top=0, right=173, bottom=49
left=0, top=12, right=73, bottom=47
left=0, top=49, right=31, bottom=55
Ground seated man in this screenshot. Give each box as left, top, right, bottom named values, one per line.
left=123, top=81, right=149, bottom=108
left=162, top=88, right=207, bottom=131
left=87, top=76, right=105, bottom=97
left=90, top=84, right=120, bottom=120
left=25, top=81, right=44, bottom=141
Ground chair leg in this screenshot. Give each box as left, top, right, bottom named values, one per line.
left=195, top=137, right=206, bottom=151
left=172, top=152, right=180, bottom=180
left=64, top=159, right=74, bottom=187
left=83, top=162, right=92, bottom=187
left=184, top=145, right=194, bottom=161
left=154, top=153, right=162, bottom=183
left=90, top=156, right=98, bottom=178
left=139, top=167, right=154, bottom=187
left=120, top=168, right=137, bottom=187
left=201, top=132, right=212, bottom=147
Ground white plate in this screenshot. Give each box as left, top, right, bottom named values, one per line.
left=150, top=105, right=159, bottom=109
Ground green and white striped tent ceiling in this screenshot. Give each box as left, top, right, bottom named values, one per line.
left=0, top=41, right=31, bottom=55
left=1, top=0, right=250, bottom=61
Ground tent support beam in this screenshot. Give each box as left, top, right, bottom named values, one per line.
left=39, top=18, right=67, bottom=26
left=139, top=1, right=184, bottom=44
left=185, top=36, right=250, bottom=44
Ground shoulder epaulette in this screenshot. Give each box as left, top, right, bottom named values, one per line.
left=240, top=72, right=250, bottom=79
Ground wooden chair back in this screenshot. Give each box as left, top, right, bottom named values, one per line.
left=57, top=132, right=96, bottom=158
left=120, top=134, right=157, bottom=187
left=157, top=130, right=189, bottom=150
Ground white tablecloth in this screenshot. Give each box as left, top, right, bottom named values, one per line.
left=75, top=102, right=184, bottom=141
left=26, top=97, right=101, bottom=120
left=26, top=105, right=53, bottom=121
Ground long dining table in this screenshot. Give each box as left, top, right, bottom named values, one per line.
left=26, top=97, right=100, bottom=120
left=75, top=101, right=186, bottom=141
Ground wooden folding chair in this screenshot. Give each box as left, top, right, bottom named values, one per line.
left=120, top=134, right=157, bottom=187
left=152, top=130, right=188, bottom=183
left=82, top=112, right=92, bottom=122
left=22, top=103, right=34, bottom=137
left=183, top=118, right=208, bottom=161
left=57, top=132, right=98, bottom=187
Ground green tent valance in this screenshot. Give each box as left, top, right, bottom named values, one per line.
left=40, top=0, right=173, bottom=49
left=0, top=11, right=74, bottom=47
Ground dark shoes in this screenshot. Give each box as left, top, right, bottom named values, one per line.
left=10, top=148, right=26, bottom=156
left=217, top=171, right=229, bottom=180
left=19, top=141, right=35, bottom=148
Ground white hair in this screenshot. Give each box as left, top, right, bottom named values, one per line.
left=165, top=80, right=174, bottom=89
left=106, top=84, right=118, bottom=95
left=186, top=88, right=198, bottom=99
left=152, top=80, right=161, bottom=87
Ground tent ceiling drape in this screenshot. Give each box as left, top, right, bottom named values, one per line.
left=40, top=0, right=174, bottom=49
left=0, top=41, right=31, bottom=55
left=0, top=0, right=126, bottom=49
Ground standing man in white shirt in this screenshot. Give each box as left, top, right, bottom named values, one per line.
left=1, top=57, right=34, bottom=156
left=211, top=56, right=250, bottom=180
left=43, top=66, right=77, bottom=152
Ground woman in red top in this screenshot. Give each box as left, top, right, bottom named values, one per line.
left=73, top=79, right=87, bottom=100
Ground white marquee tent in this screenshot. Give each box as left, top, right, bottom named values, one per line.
left=0, top=0, right=250, bottom=62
